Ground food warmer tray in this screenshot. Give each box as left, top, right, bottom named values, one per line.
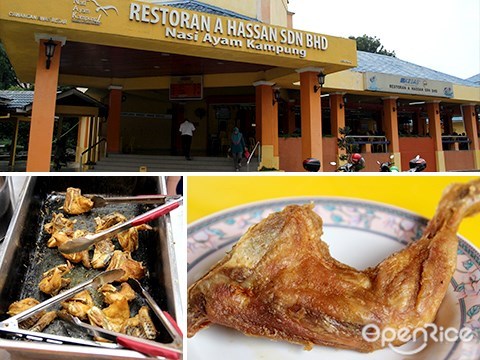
left=0, top=176, right=182, bottom=359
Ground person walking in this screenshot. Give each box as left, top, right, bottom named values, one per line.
left=230, top=127, right=247, bottom=171
left=179, top=119, right=195, bottom=160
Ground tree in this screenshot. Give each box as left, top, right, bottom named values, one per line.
left=0, top=42, right=19, bottom=89
left=349, top=34, right=396, bottom=57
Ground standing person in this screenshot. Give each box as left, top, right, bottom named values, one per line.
left=230, top=127, right=247, bottom=171
left=179, top=118, right=195, bottom=160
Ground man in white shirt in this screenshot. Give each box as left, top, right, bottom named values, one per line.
left=179, top=118, right=195, bottom=160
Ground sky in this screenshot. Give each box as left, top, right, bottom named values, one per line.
left=288, top=0, right=480, bottom=80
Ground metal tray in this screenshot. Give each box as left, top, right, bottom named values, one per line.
left=0, top=176, right=182, bottom=359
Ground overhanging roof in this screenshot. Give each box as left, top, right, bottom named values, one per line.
left=354, top=51, right=479, bottom=87
left=0, top=89, right=107, bottom=116
left=0, top=0, right=357, bottom=88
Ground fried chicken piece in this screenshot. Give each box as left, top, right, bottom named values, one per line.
left=47, top=230, right=91, bottom=268
left=106, top=251, right=145, bottom=282
left=117, top=224, right=152, bottom=252
left=39, top=262, right=73, bottom=296
left=99, top=283, right=136, bottom=304
left=63, top=187, right=94, bottom=215
left=95, top=212, right=127, bottom=232
left=7, top=298, right=45, bottom=329
left=188, top=179, right=480, bottom=352
left=61, top=290, right=94, bottom=320
left=120, top=306, right=157, bottom=340
left=29, top=311, right=57, bottom=332
left=91, top=238, right=115, bottom=269
left=87, top=299, right=130, bottom=333
left=44, top=213, right=75, bottom=235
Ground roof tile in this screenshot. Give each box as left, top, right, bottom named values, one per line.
left=353, top=51, right=478, bottom=87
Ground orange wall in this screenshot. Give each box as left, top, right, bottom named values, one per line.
left=279, top=137, right=336, bottom=172
left=444, top=151, right=475, bottom=171
left=279, top=137, right=302, bottom=171
left=399, top=137, right=436, bottom=172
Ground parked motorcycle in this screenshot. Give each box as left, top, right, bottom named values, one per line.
left=408, top=155, right=427, bottom=172
left=330, top=153, right=365, bottom=172
left=377, top=155, right=399, bottom=172
left=303, top=158, right=321, bottom=172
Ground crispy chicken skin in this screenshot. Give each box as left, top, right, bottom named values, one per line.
left=63, top=187, right=94, bottom=215
left=187, top=179, right=480, bottom=352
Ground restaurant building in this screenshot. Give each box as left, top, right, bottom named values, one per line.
left=0, top=0, right=478, bottom=172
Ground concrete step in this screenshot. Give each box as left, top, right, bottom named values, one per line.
left=88, top=154, right=259, bottom=172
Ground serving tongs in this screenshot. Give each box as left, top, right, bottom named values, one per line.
left=52, top=192, right=181, bottom=208
left=88, top=194, right=181, bottom=208
left=0, top=270, right=125, bottom=348
left=59, top=197, right=183, bottom=254
left=127, top=278, right=183, bottom=345
left=58, top=312, right=181, bottom=359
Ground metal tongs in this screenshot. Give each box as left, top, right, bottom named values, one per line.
left=0, top=270, right=124, bottom=348
left=0, top=270, right=182, bottom=359
left=52, top=192, right=181, bottom=208
left=127, top=278, right=183, bottom=345
left=87, top=194, right=181, bottom=208
left=59, top=197, right=183, bottom=254
left=57, top=279, right=183, bottom=359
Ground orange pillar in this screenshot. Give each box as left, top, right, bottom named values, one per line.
left=286, top=99, right=296, bottom=134
left=26, top=38, right=63, bottom=172
left=254, top=81, right=279, bottom=170
left=381, top=97, right=401, bottom=169
left=106, top=86, right=122, bottom=153
left=297, top=68, right=323, bottom=171
left=330, top=93, right=345, bottom=163
left=427, top=101, right=445, bottom=171
left=462, top=104, right=480, bottom=169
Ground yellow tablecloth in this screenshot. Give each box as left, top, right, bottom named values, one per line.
left=188, top=175, right=479, bottom=249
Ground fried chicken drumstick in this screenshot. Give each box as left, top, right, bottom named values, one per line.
left=188, top=178, right=480, bottom=352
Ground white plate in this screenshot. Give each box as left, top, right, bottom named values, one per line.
left=187, top=198, right=480, bottom=360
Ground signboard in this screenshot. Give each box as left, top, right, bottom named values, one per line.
left=1, top=0, right=357, bottom=75
left=364, top=72, right=454, bottom=98
left=169, top=76, right=203, bottom=100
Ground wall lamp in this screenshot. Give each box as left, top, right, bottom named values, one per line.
left=44, top=39, right=57, bottom=70
left=313, top=72, right=326, bottom=93
left=272, top=87, right=281, bottom=105
left=340, top=95, right=347, bottom=109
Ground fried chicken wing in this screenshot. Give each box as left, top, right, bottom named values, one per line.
left=61, top=290, right=94, bottom=320
left=44, top=213, right=75, bottom=235
left=87, top=299, right=130, bottom=333
left=95, top=212, right=127, bottom=232
left=91, top=238, right=115, bottom=269
left=106, top=250, right=145, bottom=282
left=7, top=298, right=56, bottom=331
left=117, top=224, right=152, bottom=252
left=39, top=262, right=73, bottom=296
left=63, top=187, right=94, bottom=215
left=29, top=311, right=57, bottom=332
left=187, top=179, right=480, bottom=352
left=48, top=230, right=91, bottom=268
left=7, top=298, right=45, bottom=329
left=120, top=306, right=157, bottom=340
left=99, top=283, right=136, bottom=304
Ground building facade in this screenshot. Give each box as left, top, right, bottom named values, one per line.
left=0, top=0, right=478, bottom=171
